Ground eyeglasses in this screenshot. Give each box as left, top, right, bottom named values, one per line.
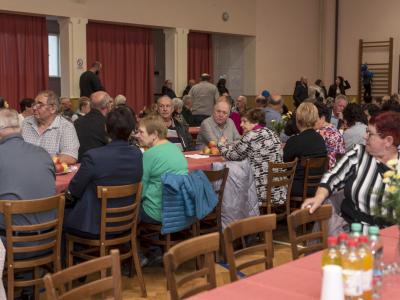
left=32, top=102, right=48, bottom=109
left=366, top=128, right=381, bottom=138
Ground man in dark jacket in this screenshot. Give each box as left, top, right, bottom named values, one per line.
left=157, top=96, right=194, bottom=151
left=79, top=61, right=104, bottom=97
left=293, top=77, right=308, bottom=107
left=74, top=91, right=111, bottom=161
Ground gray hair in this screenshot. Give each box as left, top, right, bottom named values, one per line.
left=182, top=95, right=192, bottom=105
left=335, top=94, right=348, bottom=103
left=0, top=109, right=20, bottom=130
left=91, top=93, right=111, bottom=110
left=37, top=90, right=60, bottom=110
left=114, top=94, right=127, bottom=106
left=172, top=97, right=183, bottom=110
left=157, top=95, right=172, bottom=105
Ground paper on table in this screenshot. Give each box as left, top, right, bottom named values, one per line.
left=185, top=154, right=209, bottom=159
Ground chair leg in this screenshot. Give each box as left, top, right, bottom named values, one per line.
left=34, top=267, right=40, bottom=300
left=7, top=266, right=14, bottom=300
left=131, top=239, right=147, bottom=297
left=66, top=238, right=73, bottom=268
left=100, top=245, right=106, bottom=278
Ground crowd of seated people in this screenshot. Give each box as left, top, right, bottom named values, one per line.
left=3, top=75, right=400, bottom=298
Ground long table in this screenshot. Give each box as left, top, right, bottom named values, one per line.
left=189, top=226, right=400, bottom=299
left=56, top=151, right=224, bottom=193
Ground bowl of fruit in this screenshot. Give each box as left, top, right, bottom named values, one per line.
left=201, top=141, right=220, bottom=156
left=52, top=157, right=70, bottom=175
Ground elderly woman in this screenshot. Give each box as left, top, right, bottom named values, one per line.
left=303, top=111, right=400, bottom=228
left=172, top=97, right=189, bottom=127
left=342, top=103, right=368, bottom=151
left=218, top=109, right=285, bottom=204
left=135, top=115, right=188, bottom=224
left=314, top=102, right=345, bottom=169
left=283, top=102, right=327, bottom=196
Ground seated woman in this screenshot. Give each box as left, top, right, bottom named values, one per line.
left=303, top=111, right=400, bottom=228
left=314, top=102, right=345, bottom=169
left=218, top=109, right=285, bottom=205
left=64, top=106, right=142, bottom=237
left=135, top=115, right=188, bottom=224
left=342, top=103, right=368, bottom=151
left=283, top=102, right=327, bottom=197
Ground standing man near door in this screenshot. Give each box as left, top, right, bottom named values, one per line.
left=79, top=61, right=104, bottom=97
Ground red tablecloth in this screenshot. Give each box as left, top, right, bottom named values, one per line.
left=56, top=151, right=224, bottom=193
left=189, top=226, right=400, bottom=300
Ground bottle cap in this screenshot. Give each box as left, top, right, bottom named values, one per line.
left=351, top=223, right=362, bottom=232
left=327, top=236, right=338, bottom=246
left=358, top=235, right=369, bottom=243
left=368, top=226, right=380, bottom=235
left=338, top=232, right=348, bottom=241
left=347, top=239, right=357, bottom=247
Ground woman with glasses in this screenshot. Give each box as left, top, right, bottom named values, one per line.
left=303, top=111, right=400, bottom=229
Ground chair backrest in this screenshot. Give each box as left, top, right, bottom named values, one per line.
left=287, top=204, right=333, bottom=260
left=265, top=159, right=297, bottom=217
left=223, top=214, right=276, bottom=282
left=203, top=168, right=229, bottom=217
left=301, top=157, right=328, bottom=200
left=43, top=249, right=122, bottom=300
left=2, top=194, right=65, bottom=271
left=97, top=183, right=142, bottom=244
left=163, top=232, right=219, bottom=300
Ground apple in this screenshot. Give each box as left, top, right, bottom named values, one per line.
left=210, top=147, right=220, bottom=155
left=52, top=156, right=60, bottom=164
left=208, top=141, right=217, bottom=148
left=61, top=162, right=69, bottom=172
left=55, top=163, right=64, bottom=173
left=202, top=146, right=211, bottom=154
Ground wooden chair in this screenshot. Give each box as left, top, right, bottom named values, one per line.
left=287, top=204, right=333, bottom=260
left=195, top=168, right=229, bottom=235
left=65, top=183, right=146, bottom=297
left=223, top=214, right=276, bottom=282
left=163, top=232, right=219, bottom=300
left=260, top=159, right=297, bottom=221
left=43, top=249, right=122, bottom=300
left=1, top=194, right=65, bottom=300
left=290, top=157, right=328, bottom=210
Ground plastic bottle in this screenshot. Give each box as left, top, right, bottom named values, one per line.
left=368, top=226, right=383, bottom=299
left=322, top=236, right=341, bottom=267
left=351, top=223, right=362, bottom=240
left=358, top=235, right=373, bottom=300
left=338, top=232, right=349, bottom=257
left=342, top=239, right=363, bottom=300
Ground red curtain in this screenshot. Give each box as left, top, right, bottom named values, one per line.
left=87, top=22, right=154, bottom=113
left=0, top=13, right=48, bottom=110
left=188, top=32, right=213, bottom=81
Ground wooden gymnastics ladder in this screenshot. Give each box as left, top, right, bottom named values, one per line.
left=358, top=38, right=393, bottom=101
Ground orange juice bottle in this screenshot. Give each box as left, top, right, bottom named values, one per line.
left=342, top=239, right=363, bottom=300
left=358, top=235, right=373, bottom=300
left=338, top=232, right=349, bottom=257
left=322, top=236, right=341, bottom=267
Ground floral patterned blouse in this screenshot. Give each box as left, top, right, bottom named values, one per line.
left=317, top=123, right=345, bottom=169
left=218, top=127, right=286, bottom=204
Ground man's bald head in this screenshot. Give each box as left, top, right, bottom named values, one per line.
left=91, top=91, right=112, bottom=115
left=269, top=94, right=283, bottom=106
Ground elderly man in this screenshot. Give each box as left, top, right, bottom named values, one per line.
left=0, top=109, right=55, bottom=227
left=22, top=90, right=79, bottom=164
left=330, top=94, right=348, bottom=129
left=181, top=95, right=195, bottom=126
left=235, top=95, right=247, bottom=115
left=157, top=96, right=193, bottom=151
left=189, top=73, right=220, bottom=125
left=79, top=61, right=104, bottom=97
left=60, top=97, right=74, bottom=120
left=74, top=91, right=111, bottom=161
left=197, top=97, right=241, bottom=147
left=182, top=78, right=196, bottom=96
left=255, top=95, right=267, bottom=109
left=264, top=94, right=283, bottom=129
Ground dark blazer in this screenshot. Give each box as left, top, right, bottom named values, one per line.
left=79, top=70, right=104, bottom=97
left=161, top=86, right=176, bottom=99
left=74, top=109, right=108, bottom=161
left=283, top=129, right=327, bottom=196
left=328, top=81, right=351, bottom=98
left=293, top=81, right=308, bottom=106
left=64, top=140, right=143, bottom=236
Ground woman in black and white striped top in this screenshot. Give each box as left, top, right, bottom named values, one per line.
left=302, top=111, right=400, bottom=228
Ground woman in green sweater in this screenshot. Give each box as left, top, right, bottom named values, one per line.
left=136, top=115, right=188, bottom=223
